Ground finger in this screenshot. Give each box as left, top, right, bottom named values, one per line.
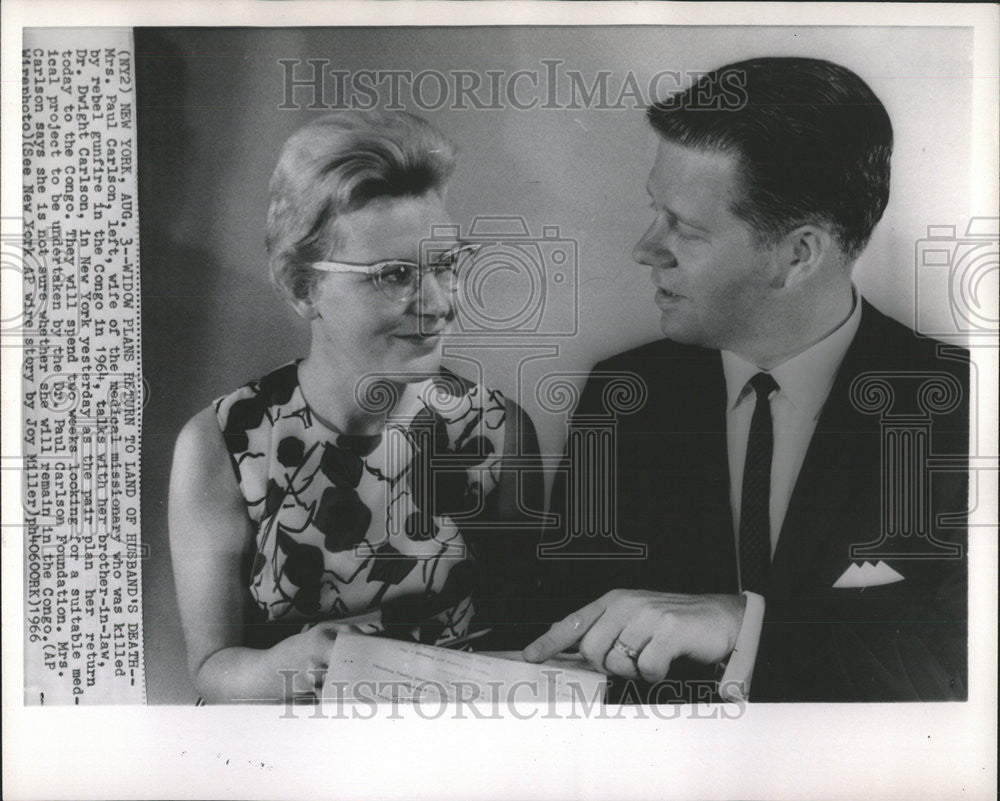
left=312, top=665, right=329, bottom=690
left=328, top=623, right=365, bottom=636
left=522, top=600, right=606, bottom=662
left=576, top=610, right=630, bottom=674
left=308, top=620, right=346, bottom=640
left=635, top=634, right=677, bottom=684
left=311, top=620, right=367, bottom=641
left=300, top=663, right=327, bottom=692
left=291, top=665, right=325, bottom=698
left=601, top=625, right=653, bottom=679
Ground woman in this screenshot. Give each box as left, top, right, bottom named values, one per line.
left=169, top=111, right=542, bottom=703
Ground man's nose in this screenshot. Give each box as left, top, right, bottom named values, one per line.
left=632, top=225, right=674, bottom=268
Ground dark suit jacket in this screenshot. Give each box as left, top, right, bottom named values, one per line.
left=542, top=300, right=968, bottom=702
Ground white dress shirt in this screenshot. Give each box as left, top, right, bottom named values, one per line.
left=722, top=294, right=863, bottom=566
left=718, top=292, right=862, bottom=700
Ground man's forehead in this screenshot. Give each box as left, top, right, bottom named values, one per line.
left=647, top=139, right=743, bottom=219
left=650, top=139, right=740, bottom=186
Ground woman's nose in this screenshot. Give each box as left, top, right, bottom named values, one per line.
left=415, top=270, right=452, bottom=318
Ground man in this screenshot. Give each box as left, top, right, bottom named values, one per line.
left=524, top=57, right=968, bottom=702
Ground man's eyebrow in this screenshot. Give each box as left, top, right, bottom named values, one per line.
left=646, top=192, right=710, bottom=233
left=674, top=212, right=709, bottom=233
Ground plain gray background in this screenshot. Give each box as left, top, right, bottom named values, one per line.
left=136, top=25, right=973, bottom=703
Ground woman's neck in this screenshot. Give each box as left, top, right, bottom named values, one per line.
left=296, top=353, right=410, bottom=436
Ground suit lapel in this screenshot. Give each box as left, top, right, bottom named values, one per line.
left=677, top=348, right=737, bottom=592
left=769, top=303, right=884, bottom=596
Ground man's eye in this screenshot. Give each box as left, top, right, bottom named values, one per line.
left=378, top=263, right=417, bottom=285
left=657, top=212, right=700, bottom=241
left=676, top=224, right=703, bottom=241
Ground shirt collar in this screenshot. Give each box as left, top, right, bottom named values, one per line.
left=721, top=290, right=862, bottom=418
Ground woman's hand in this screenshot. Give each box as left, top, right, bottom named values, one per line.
left=263, top=621, right=359, bottom=699
left=187, top=621, right=353, bottom=703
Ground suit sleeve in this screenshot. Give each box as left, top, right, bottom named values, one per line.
left=537, top=360, right=627, bottom=623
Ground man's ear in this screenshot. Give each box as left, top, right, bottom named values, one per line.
left=772, top=224, right=835, bottom=289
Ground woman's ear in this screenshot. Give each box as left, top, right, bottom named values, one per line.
left=286, top=286, right=320, bottom=321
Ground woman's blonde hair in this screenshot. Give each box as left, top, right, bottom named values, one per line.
left=265, top=110, right=456, bottom=301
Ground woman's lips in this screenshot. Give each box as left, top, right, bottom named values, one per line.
left=395, top=331, right=443, bottom=346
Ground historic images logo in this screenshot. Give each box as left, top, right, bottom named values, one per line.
left=278, top=61, right=748, bottom=112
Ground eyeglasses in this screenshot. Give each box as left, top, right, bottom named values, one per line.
left=313, top=243, right=481, bottom=304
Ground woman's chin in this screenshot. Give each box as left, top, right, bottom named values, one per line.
left=385, top=349, right=443, bottom=381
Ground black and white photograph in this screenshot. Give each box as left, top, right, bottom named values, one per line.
left=3, top=2, right=997, bottom=800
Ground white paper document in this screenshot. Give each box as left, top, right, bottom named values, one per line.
left=322, top=632, right=606, bottom=704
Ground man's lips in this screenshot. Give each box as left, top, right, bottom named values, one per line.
left=650, top=268, right=683, bottom=306
left=654, top=287, right=684, bottom=308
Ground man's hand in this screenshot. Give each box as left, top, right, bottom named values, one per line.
left=522, top=590, right=746, bottom=682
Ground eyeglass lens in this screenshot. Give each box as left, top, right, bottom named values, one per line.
left=374, top=246, right=476, bottom=302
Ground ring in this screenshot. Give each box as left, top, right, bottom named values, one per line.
left=612, top=637, right=641, bottom=662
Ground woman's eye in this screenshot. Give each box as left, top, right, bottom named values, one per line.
left=432, top=247, right=468, bottom=270
left=378, top=263, right=416, bottom=285
left=435, top=256, right=463, bottom=276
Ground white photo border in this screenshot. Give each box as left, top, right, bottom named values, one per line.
left=2, top=3, right=997, bottom=800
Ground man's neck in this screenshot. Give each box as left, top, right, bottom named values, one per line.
left=732, top=286, right=856, bottom=371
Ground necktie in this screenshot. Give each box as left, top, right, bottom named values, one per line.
left=739, top=372, right=778, bottom=595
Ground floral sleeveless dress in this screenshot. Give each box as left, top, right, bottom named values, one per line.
left=214, top=361, right=507, bottom=646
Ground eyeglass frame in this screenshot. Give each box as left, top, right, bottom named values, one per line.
left=312, top=242, right=482, bottom=303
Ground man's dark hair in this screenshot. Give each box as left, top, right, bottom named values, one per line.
left=647, top=57, right=893, bottom=262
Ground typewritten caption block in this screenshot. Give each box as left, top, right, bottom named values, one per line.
left=21, top=27, right=145, bottom=704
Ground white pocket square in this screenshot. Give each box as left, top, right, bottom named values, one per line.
left=832, top=560, right=905, bottom=589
